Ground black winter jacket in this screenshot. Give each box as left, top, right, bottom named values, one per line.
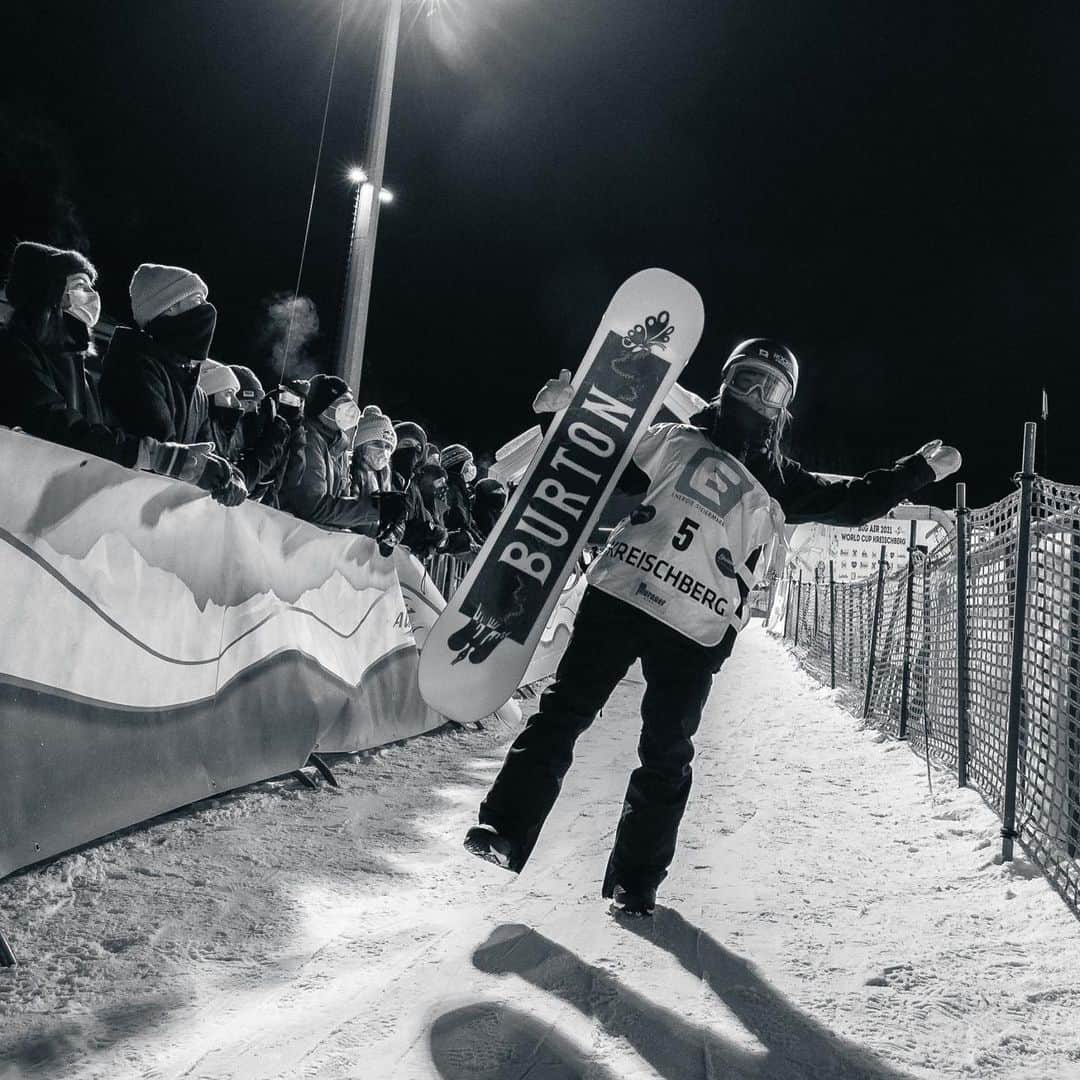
left=0, top=324, right=142, bottom=467
left=277, top=421, right=380, bottom=533
left=621, top=416, right=936, bottom=527
left=750, top=450, right=935, bottom=526
left=99, top=326, right=210, bottom=444
left=208, top=408, right=292, bottom=502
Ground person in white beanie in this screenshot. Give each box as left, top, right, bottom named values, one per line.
left=100, top=263, right=217, bottom=444
left=201, top=361, right=294, bottom=506
left=0, top=243, right=242, bottom=506
left=199, top=359, right=243, bottom=458
left=99, top=263, right=246, bottom=505
left=349, top=405, right=397, bottom=497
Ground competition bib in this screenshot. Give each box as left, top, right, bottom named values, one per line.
left=588, top=424, right=782, bottom=645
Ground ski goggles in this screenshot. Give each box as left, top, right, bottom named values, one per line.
left=322, top=397, right=361, bottom=431
left=721, top=361, right=793, bottom=412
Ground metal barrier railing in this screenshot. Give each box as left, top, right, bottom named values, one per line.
left=779, top=423, right=1080, bottom=918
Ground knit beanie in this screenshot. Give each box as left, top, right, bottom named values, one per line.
left=306, top=373, right=351, bottom=418
left=199, top=358, right=241, bottom=397
left=393, top=420, right=427, bottom=450
left=231, top=365, right=265, bottom=404
left=129, top=263, right=208, bottom=327
left=354, top=405, right=397, bottom=448
left=5, top=241, right=96, bottom=312
left=440, top=443, right=472, bottom=471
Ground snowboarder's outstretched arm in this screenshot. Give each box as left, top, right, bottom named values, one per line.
left=767, top=441, right=959, bottom=526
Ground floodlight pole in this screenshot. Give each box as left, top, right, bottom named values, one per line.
left=339, top=0, right=402, bottom=395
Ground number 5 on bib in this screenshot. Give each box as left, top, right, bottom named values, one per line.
left=418, top=268, right=705, bottom=723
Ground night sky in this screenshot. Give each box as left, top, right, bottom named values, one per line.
left=3, top=1, right=1078, bottom=506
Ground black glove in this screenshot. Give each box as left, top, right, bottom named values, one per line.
left=442, top=529, right=474, bottom=556
left=372, top=490, right=408, bottom=555
left=198, top=456, right=248, bottom=506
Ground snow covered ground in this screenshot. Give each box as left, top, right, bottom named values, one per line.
left=2, top=623, right=1080, bottom=1080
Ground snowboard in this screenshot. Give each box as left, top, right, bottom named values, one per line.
left=418, top=268, right=704, bottom=722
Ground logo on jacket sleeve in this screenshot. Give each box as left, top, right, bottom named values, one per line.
left=714, top=547, right=737, bottom=578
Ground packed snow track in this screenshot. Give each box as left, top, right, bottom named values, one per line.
left=2, top=624, right=1079, bottom=1079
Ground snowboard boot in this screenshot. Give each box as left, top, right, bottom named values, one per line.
left=464, top=825, right=519, bottom=871
left=609, top=883, right=657, bottom=917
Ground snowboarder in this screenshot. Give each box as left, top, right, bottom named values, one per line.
left=464, top=338, right=961, bottom=915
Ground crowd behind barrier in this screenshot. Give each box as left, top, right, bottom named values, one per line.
left=775, top=426, right=1080, bottom=918
left=0, top=429, right=453, bottom=888
left=0, top=243, right=507, bottom=573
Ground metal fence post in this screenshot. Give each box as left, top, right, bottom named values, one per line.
left=898, top=519, right=919, bottom=740
left=956, top=482, right=970, bottom=787
left=1002, top=422, right=1037, bottom=862
left=1070, top=518, right=1080, bottom=858
left=814, top=565, right=821, bottom=643
left=794, top=569, right=803, bottom=647
left=829, top=559, right=837, bottom=689
left=862, top=545, right=888, bottom=719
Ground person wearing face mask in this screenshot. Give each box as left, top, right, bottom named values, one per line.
left=438, top=443, right=480, bottom=558
left=392, top=421, right=448, bottom=560
left=465, top=338, right=962, bottom=917
left=350, top=405, right=397, bottom=497
left=199, top=360, right=244, bottom=457
left=224, top=365, right=297, bottom=506
left=100, top=263, right=220, bottom=445
left=469, top=477, right=508, bottom=542
left=0, top=242, right=239, bottom=502
left=276, top=374, right=393, bottom=536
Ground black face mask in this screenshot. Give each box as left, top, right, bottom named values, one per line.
left=210, top=403, right=242, bottom=435
left=706, top=396, right=774, bottom=460
left=147, top=302, right=218, bottom=361
left=392, top=445, right=422, bottom=478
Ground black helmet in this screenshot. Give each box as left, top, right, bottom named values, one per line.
left=719, top=338, right=799, bottom=412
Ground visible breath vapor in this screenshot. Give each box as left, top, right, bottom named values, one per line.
left=259, top=293, right=321, bottom=382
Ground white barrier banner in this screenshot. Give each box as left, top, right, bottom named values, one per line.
left=0, top=429, right=442, bottom=878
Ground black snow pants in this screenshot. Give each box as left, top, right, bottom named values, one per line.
left=478, top=585, right=737, bottom=896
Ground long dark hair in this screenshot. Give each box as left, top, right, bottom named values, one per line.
left=8, top=302, right=76, bottom=351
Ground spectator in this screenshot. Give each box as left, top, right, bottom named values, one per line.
left=100, top=263, right=218, bottom=445
left=0, top=242, right=238, bottom=502
left=350, top=405, right=396, bottom=497
left=199, top=359, right=243, bottom=457
left=417, top=462, right=449, bottom=522
left=440, top=443, right=475, bottom=527
left=229, top=365, right=296, bottom=505
left=392, top=421, right=446, bottom=558
left=276, top=373, right=386, bottom=535
left=439, top=442, right=479, bottom=556
left=470, top=477, right=508, bottom=541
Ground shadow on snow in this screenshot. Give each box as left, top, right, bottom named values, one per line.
left=430, top=908, right=910, bottom=1079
